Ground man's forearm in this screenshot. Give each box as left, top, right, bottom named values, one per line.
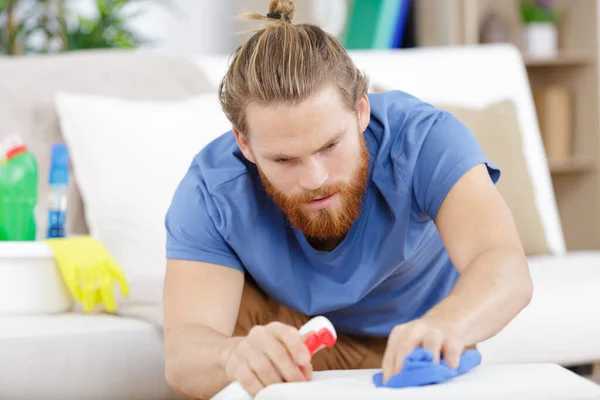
left=164, top=324, right=243, bottom=399
left=423, top=247, right=533, bottom=346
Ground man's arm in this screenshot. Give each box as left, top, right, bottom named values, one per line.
left=425, top=163, right=533, bottom=345
left=382, top=164, right=533, bottom=381
left=163, top=259, right=245, bottom=399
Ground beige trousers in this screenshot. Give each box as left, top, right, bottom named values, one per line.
left=232, top=279, right=389, bottom=371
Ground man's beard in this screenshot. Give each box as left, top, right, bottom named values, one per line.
left=258, top=136, right=370, bottom=240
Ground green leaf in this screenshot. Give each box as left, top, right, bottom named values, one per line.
left=96, top=0, right=110, bottom=18
left=1, top=0, right=167, bottom=54
left=520, top=0, right=560, bottom=23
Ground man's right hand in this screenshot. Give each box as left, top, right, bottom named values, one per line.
left=223, top=322, right=313, bottom=396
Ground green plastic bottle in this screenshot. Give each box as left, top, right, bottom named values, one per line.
left=0, top=134, right=38, bottom=241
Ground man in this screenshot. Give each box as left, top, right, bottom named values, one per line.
left=162, top=1, right=533, bottom=398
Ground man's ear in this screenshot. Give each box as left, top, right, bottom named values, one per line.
left=357, top=94, right=371, bottom=133
left=233, top=128, right=256, bottom=164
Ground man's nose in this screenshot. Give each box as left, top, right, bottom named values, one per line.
left=299, top=158, right=328, bottom=191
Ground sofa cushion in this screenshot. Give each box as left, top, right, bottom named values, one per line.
left=53, top=91, right=232, bottom=305
left=0, top=49, right=212, bottom=239
left=0, top=313, right=177, bottom=399
left=342, top=45, right=566, bottom=256
left=478, top=251, right=600, bottom=366
left=435, top=100, right=550, bottom=256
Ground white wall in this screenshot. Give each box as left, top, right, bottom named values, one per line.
left=69, top=0, right=348, bottom=56
left=133, top=0, right=238, bottom=55
left=71, top=0, right=238, bottom=55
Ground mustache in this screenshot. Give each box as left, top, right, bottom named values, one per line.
left=286, top=183, right=347, bottom=204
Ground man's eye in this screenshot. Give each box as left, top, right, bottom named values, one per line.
left=276, top=158, right=290, bottom=163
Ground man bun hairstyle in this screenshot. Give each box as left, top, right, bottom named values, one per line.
left=219, top=0, right=369, bottom=135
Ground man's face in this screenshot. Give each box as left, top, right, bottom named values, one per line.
left=234, top=86, right=371, bottom=240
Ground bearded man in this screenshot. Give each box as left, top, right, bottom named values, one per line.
left=161, top=1, right=533, bottom=399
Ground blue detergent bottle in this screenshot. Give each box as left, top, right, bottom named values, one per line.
left=47, top=144, right=69, bottom=238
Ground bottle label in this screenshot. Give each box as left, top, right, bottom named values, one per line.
left=47, top=209, right=66, bottom=238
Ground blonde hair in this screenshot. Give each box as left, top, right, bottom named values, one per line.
left=218, top=0, right=369, bottom=135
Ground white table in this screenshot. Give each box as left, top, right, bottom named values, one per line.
left=214, top=364, right=600, bottom=399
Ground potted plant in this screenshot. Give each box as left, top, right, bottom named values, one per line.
left=0, top=0, right=168, bottom=55
left=520, top=0, right=560, bottom=58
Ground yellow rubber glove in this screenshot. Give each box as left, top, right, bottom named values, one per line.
left=45, top=236, right=129, bottom=313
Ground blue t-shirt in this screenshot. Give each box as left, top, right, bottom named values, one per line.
left=165, top=90, right=500, bottom=337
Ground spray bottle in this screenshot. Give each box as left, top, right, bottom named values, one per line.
left=47, top=143, right=69, bottom=238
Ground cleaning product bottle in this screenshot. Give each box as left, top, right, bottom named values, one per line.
left=47, top=143, right=69, bottom=238
left=0, top=134, right=39, bottom=241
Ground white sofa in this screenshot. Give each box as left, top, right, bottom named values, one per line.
left=1, top=44, right=599, bottom=399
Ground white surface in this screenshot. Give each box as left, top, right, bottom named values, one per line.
left=191, top=44, right=566, bottom=257
left=0, top=313, right=176, bottom=400
left=0, top=241, right=72, bottom=315
left=214, top=364, right=600, bottom=399
left=54, top=92, right=232, bottom=305
left=479, top=251, right=600, bottom=366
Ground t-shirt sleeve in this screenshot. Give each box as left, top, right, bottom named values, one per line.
left=165, top=167, right=245, bottom=272
left=412, top=111, right=501, bottom=221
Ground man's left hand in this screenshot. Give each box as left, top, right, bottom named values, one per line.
left=381, top=317, right=466, bottom=383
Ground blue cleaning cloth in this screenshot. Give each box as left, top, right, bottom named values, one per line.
left=372, top=347, right=482, bottom=388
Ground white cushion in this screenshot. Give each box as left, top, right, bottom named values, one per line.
left=54, top=92, right=232, bottom=305
left=214, top=364, right=600, bottom=399
left=0, top=314, right=176, bottom=399
left=479, top=251, right=600, bottom=366
left=349, top=45, right=564, bottom=257
left=190, top=44, right=566, bottom=257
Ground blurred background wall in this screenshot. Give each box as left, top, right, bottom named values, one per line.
left=2, top=0, right=600, bottom=249
left=0, top=0, right=412, bottom=56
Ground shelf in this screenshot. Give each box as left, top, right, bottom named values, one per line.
left=548, top=158, right=596, bottom=174
left=417, top=0, right=600, bottom=249
left=524, top=51, right=596, bottom=67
